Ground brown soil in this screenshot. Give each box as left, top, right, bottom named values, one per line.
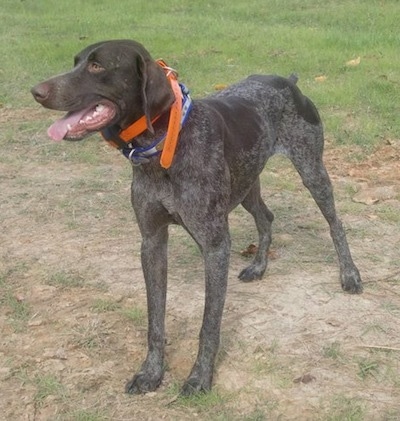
left=1, top=107, right=399, bottom=420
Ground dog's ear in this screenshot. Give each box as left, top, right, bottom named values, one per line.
left=137, top=55, right=174, bottom=135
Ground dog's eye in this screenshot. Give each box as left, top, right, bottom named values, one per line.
left=88, top=62, right=105, bottom=73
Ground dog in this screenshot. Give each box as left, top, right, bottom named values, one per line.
left=31, top=39, right=362, bottom=396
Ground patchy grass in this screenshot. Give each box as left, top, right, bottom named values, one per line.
left=324, top=395, right=365, bottom=421
left=90, top=298, right=121, bottom=313
left=47, top=270, right=85, bottom=289
left=322, top=341, right=343, bottom=360
left=33, top=374, right=67, bottom=407
left=119, top=306, right=147, bottom=328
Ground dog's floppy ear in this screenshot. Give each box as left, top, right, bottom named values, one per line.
left=137, top=55, right=174, bottom=134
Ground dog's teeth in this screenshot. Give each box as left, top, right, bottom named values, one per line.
left=96, top=104, right=105, bottom=112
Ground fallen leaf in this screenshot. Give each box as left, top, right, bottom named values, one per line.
left=315, top=75, right=327, bottom=83
left=294, top=373, right=316, bottom=384
left=346, top=56, right=361, bottom=67
left=214, top=84, right=228, bottom=91
left=240, top=244, right=279, bottom=259
left=240, top=243, right=258, bottom=257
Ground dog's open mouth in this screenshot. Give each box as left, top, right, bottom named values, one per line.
left=47, top=100, right=117, bottom=141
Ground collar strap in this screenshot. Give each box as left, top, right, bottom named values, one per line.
left=102, top=59, right=192, bottom=169
left=121, top=84, right=191, bottom=166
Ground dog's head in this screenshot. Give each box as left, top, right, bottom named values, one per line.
left=31, top=40, right=174, bottom=141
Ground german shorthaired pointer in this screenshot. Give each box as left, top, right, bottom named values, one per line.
left=31, top=39, right=362, bottom=396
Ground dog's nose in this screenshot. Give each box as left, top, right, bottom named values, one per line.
left=31, top=83, right=50, bottom=104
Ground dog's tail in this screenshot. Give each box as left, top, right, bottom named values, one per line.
left=288, top=73, right=299, bottom=85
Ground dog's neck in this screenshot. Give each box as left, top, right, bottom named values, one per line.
left=101, top=61, right=192, bottom=169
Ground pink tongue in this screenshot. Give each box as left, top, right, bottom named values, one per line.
left=47, top=110, right=87, bottom=141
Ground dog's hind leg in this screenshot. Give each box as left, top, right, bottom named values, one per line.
left=238, top=178, right=274, bottom=282
left=289, top=139, right=362, bottom=293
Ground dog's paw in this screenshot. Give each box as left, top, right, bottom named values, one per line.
left=341, top=267, right=363, bottom=294
left=125, top=372, right=163, bottom=395
left=180, top=376, right=212, bottom=397
left=238, top=265, right=265, bottom=282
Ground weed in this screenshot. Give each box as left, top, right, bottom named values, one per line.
left=322, top=341, right=342, bottom=360
left=324, top=394, right=365, bottom=421
left=1, top=290, right=31, bottom=332
left=34, top=374, right=66, bottom=406
left=90, top=298, right=120, bottom=313
left=362, top=323, right=388, bottom=336
left=60, top=409, right=109, bottom=421
left=166, top=381, right=232, bottom=415
left=243, top=408, right=268, bottom=421
left=377, top=206, right=400, bottom=224
left=268, top=339, right=280, bottom=354
left=252, top=349, right=292, bottom=388
left=174, top=388, right=228, bottom=412
left=47, top=271, right=85, bottom=288
left=72, top=319, right=105, bottom=350
left=119, top=307, right=147, bottom=327
left=357, top=359, right=379, bottom=380
left=381, top=301, right=400, bottom=315
left=383, top=408, right=400, bottom=421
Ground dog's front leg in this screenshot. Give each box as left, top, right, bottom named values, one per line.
left=181, top=231, right=231, bottom=396
left=125, top=226, right=168, bottom=394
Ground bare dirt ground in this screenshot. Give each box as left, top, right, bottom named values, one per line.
left=1, top=107, right=400, bottom=420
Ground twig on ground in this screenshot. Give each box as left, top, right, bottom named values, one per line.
left=358, top=345, right=400, bottom=352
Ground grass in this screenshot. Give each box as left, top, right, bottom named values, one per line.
left=2, top=291, right=31, bottom=332
left=34, top=374, right=67, bottom=406
left=1, top=0, right=399, bottom=150
left=13, top=368, right=67, bottom=407
left=47, top=270, right=85, bottom=288
left=0, top=265, right=31, bottom=331
left=357, top=358, right=379, bottom=380
left=324, top=394, right=365, bottom=421
left=167, top=384, right=233, bottom=418
left=61, top=409, right=109, bottom=421
left=119, top=306, right=147, bottom=327
left=90, top=298, right=121, bottom=313
left=322, top=341, right=342, bottom=360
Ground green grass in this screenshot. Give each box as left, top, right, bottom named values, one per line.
left=0, top=265, right=31, bottom=331
left=1, top=0, right=399, bottom=149
left=61, top=409, right=109, bottom=421
left=322, top=341, right=343, bottom=360
left=357, top=358, right=379, bottom=380
left=119, top=306, right=147, bottom=327
left=90, top=298, right=121, bottom=313
left=324, top=394, right=365, bottom=421
left=34, top=374, right=67, bottom=406
left=47, top=270, right=85, bottom=288
left=14, top=369, right=67, bottom=407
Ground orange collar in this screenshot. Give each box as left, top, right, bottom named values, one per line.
left=103, top=59, right=186, bottom=169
